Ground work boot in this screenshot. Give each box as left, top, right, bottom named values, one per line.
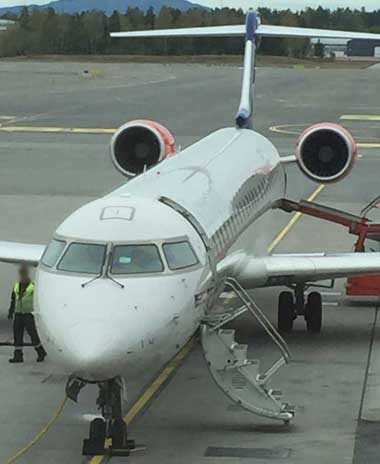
left=36, top=346, right=47, bottom=363
left=9, top=350, right=23, bottom=363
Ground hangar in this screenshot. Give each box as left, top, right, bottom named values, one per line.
left=347, top=39, right=380, bottom=57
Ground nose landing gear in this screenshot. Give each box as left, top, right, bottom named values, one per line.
left=82, top=377, right=135, bottom=457
left=278, top=284, right=323, bottom=334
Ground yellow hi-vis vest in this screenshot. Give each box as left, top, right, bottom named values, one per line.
left=14, top=281, right=35, bottom=314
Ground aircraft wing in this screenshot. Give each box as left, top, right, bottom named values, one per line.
left=221, top=252, right=380, bottom=289
left=111, top=24, right=380, bottom=41
left=0, top=241, right=46, bottom=266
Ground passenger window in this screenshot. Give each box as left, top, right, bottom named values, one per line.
left=42, top=239, right=66, bottom=268
left=58, top=243, right=106, bottom=274
left=111, top=245, right=163, bottom=274
left=163, top=241, right=198, bottom=271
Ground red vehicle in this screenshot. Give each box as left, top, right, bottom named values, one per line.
left=346, top=197, right=380, bottom=296
left=278, top=196, right=380, bottom=297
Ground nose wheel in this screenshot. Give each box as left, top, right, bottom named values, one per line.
left=278, top=285, right=323, bottom=334
left=82, top=377, right=136, bottom=457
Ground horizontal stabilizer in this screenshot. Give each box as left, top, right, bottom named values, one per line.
left=111, top=24, right=380, bottom=41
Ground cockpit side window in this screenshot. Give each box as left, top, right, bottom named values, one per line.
left=41, top=239, right=66, bottom=268
left=57, top=243, right=106, bottom=275
left=162, top=241, right=199, bottom=271
left=111, top=244, right=164, bottom=275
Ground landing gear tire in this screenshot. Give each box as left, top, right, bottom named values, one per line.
left=306, top=292, right=322, bottom=334
left=82, top=418, right=106, bottom=455
left=82, top=377, right=135, bottom=457
left=111, top=418, right=126, bottom=449
left=278, top=291, right=294, bottom=333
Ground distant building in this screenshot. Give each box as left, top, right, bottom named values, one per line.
left=347, top=39, right=380, bottom=57
left=0, top=19, right=15, bottom=31
left=311, top=38, right=348, bottom=58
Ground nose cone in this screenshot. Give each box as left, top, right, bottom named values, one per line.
left=35, top=266, right=202, bottom=381
left=58, top=322, right=132, bottom=380
left=34, top=270, right=145, bottom=380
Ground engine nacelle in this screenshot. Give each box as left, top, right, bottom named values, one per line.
left=296, top=123, right=357, bottom=183
left=110, top=120, right=176, bottom=177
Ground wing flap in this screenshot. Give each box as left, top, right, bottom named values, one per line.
left=0, top=241, right=46, bottom=266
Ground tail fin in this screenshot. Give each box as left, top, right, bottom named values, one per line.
left=235, top=10, right=258, bottom=130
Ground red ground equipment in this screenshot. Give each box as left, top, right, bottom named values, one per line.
left=276, top=195, right=380, bottom=297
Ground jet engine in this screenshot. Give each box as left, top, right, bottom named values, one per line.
left=296, top=123, right=357, bottom=183
left=110, top=120, right=176, bottom=177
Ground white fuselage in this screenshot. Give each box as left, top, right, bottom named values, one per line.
left=34, top=127, right=286, bottom=381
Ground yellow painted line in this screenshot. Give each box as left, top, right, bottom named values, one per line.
left=269, top=125, right=380, bottom=150
left=0, top=125, right=116, bottom=134
left=269, top=124, right=304, bottom=136
left=5, top=396, right=68, bottom=464
left=89, top=338, right=195, bottom=464
left=341, top=115, right=380, bottom=121
left=267, top=184, right=326, bottom=254
left=358, top=143, right=380, bottom=149
left=6, top=121, right=378, bottom=147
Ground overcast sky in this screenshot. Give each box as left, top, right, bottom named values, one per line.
left=1, top=0, right=379, bottom=10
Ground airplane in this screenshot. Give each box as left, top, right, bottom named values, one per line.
left=2, top=9, right=380, bottom=457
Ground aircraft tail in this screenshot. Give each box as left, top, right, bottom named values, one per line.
left=111, top=12, right=380, bottom=129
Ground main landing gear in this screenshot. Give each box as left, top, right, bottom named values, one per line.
left=66, top=376, right=135, bottom=457
left=278, top=284, right=322, bottom=334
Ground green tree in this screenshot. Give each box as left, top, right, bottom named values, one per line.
left=109, top=10, right=120, bottom=32
left=144, top=6, right=155, bottom=30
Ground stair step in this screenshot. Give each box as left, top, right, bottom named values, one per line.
left=201, top=278, right=294, bottom=424
left=269, top=389, right=283, bottom=401
left=232, top=344, right=248, bottom=364
left=218, top=329, right=236, bottom=346
left=282, top=403, right=296, bottom=414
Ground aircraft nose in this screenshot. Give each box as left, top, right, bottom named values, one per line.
left=59, top=322, right=133, bottom=380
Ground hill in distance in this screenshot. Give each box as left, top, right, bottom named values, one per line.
left=0, top=0, right=206, bottom=16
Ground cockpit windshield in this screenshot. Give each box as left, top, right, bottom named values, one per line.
left=43, top=237, right=199, bottom=276
left=42, top=239, right=66, bottom=268
left=57, top=242, right=106, bottom=275
left=111, top=244, right=163, bottom=275
left=162, top=241, right=199, bottom=270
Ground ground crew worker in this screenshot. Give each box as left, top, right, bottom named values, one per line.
left=8, top=265, right=47, bottom=363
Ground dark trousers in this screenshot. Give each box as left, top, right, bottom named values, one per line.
left=13, top=313, right=43, bottom=352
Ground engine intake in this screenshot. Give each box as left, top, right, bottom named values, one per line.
left=296, top=123, right=357, bottom=183
left=110, top=120, right=176, bottom=177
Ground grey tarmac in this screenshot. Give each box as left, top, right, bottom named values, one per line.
left=0, top=59, right=379, bottom=463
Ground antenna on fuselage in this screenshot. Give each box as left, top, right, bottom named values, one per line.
left=235, top=10, right=260, bottom=130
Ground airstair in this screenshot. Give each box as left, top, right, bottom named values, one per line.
left=201, top=278, right=295, bottom=423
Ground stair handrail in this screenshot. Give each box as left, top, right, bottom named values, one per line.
left=225, top=277, right=291, bottom=362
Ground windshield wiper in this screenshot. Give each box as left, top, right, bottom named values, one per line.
left=81, top=274, right=102, bottom=288
left=105, top=273, right=125, bottom=289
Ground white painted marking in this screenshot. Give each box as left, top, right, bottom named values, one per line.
left=361, top=312, right=380, bottom=422
left=82, top=414, right=103, bottom=422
